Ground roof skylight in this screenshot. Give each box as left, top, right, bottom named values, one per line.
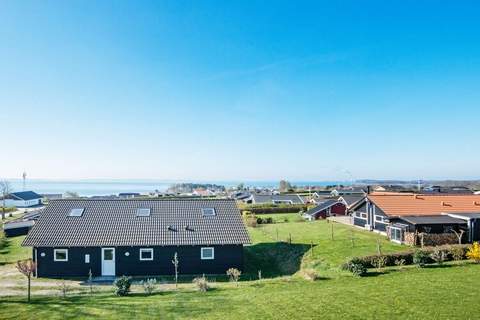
left=136, top=208, right=151, bottom=217
left=202, top=208, right=216, bottom=216
left=68, top=208, right=84, bottom=217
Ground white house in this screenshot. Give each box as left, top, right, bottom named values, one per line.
left=2, top=191, right=43, bottom=208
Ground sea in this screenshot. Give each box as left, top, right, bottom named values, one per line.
left=6, top=179, right=349, bottom=197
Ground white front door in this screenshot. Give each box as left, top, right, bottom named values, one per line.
left=101, top=248, right=115, bottom=276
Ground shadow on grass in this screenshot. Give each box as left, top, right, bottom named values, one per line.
left=244, top=242, right=311, bottom=278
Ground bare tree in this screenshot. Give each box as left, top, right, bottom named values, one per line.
left=172, top=252, right=179, bottom=288
left=0, top=180, right=13, bottom=220
left=452, top=229, right=465, bottom=245
left=16, top=259, right=36, bottom=302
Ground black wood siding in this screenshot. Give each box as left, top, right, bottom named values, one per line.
left=353, top=217, right=367, bottom=227
left=35, top=245, right=244, bottom=278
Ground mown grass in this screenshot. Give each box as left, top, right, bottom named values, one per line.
left=0, top=235, right=30, bottom=265
left=1, top=262, right=479, bottom=319
left=0, top=221, right=477, bottom=319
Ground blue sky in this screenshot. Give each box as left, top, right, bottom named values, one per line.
left=0, top=1, right=479, bottom=182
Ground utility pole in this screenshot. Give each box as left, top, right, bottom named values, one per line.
left=22, top=171, right=27, bottom=191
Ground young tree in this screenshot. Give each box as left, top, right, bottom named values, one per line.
left=172, top=252, right=179, bottom=288
left=451, top=229, right=465, bottom=245
left=16, top=259, right=36, bottom=302
left=0, top=180, right=12, bottom=220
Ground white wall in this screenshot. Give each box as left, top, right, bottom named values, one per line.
left=2, top=198, right=41, bottom=208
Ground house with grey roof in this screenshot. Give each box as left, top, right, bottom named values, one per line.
left=303, top=200, right=346, bottom=220
left=245, top=194, right=304, bottom=205
left=22, top=199, right=250, bottom=278
left=1, top=191, right=43, bottom=207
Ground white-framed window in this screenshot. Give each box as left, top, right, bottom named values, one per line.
left=375, top=215, right=386, bottom=223
left=85, top=254, right=90, bottom=263
left=136, top=208, right=151, bottom=217
left=390, top=227, right=403, bottom=243
left=68, top=208, right=84, bottom=217
left=202, top=208, right=216, bottom=216
left=139, top=248, right=154, bottom=261
left=201, top=247, right=214, bottom=260
left=355, top=212, right=367, bottom=220
left=54, top=249, right=68, bottom=262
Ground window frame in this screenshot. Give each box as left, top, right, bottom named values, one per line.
left=202, top=208, right=216, bottom=216
left=54, top=249, right=69, bottom=262
left=136, top=208, right=151, bottom=217
left=85, top=254, right=90, bottom=263
left=390, top=227, right=403, bottom=243
left=139, top=248, right=154, bottom=261
left=375, top=215, right=386, bottom=223
left=201, top=247, right=215, bottom=260
left=355, top=211, right=367, bottom=220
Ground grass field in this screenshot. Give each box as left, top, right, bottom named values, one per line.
left=0, top=220, right=479, bottom=319
left=0, top=235, right=30, bottom=265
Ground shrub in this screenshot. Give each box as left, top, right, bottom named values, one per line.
left=114, top=276, right=132, bottom=296
left=301, top=269, right=321, bottom=281
left=192, top=276, right=209, bottom=292
left=265, top=217, right=274, bottom=224
left=394, top=258, right=406, bottom=267
left=450, top=246, right=465, bottom=261
left=413, top=250, right=429, bottom=267
left=467, top=242, right=480, bottom=263
left=430, top=247, right=447, bottom=265
left=141, top=278, right=157, bottom=295
left=226, top=268, right=241, bottom=286
left=244, top=214, right=257, bottom=227
left=373, top=256, right=388, bottom=270
left=342, top=258, right=367, bottom=277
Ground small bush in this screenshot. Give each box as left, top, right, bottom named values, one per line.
left=192, top=276, right=209, bottom=292
left=373, top=256, right=387, bottom=270
left=283, top=217, right=290, bottom=223
left=141, top=278, right=157, bottom=295
left=450, top=246, right=465, bottom=261
left=413, top=250, right=429, bottom=267
left=226, top=268, right=241, bottom=286
left=301, top=269, right=321, bottom=281
left=114, top=276, right=132, bottom=296
left=342, top=258, right=367, bottom=277
left=430, top=248, right=447, bottom=265
left=244, top=215, right=257, bottom=227
left=394, top=258, right=406, bottom=267
left=467, top=242, right=480, bottom=263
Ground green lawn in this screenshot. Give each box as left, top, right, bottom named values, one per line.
left=246, top=220, right=405, bottom=277
left=0, top=235, right=30, bottom=265
left=1, top=263, right=479, bottom=319
left=0, top=221, right=478, bottom=319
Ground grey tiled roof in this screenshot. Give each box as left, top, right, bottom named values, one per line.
left=23, top=199, right=250, bottom=247
left=339, top=195, right=364, bottom=207
left=304, top=200, right=339, bottom=216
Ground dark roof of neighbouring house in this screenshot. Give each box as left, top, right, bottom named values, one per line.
left=397, top=215, right=467, bottom=225
left=251, top=194, right=304, bottom=204
left=339, top=195, right=364, bottom=207
left=23, top=199, right=250, bottom=247
left=304, top=200, right=340, bottom=216
left=8, top=191, right=42, bottom=201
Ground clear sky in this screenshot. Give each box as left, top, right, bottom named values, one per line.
left=1, top=1, right=479, bottom=182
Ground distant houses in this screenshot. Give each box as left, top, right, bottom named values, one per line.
left=350, top=193, right=480, bottom=245
left=3, top=209, right=42, bottom=237
left=22, top=199, right=250, bottom=277
left=245, top=194, right=304, bottom=205
left=1, top=191, right=43, bottom=208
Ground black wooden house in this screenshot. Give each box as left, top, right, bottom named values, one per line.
left=22, top=199, right=250, bottom=278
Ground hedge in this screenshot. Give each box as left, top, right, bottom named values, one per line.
left=342, top=244, right=471, bottom=269
left=239, top=204, right=308, bottom=215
